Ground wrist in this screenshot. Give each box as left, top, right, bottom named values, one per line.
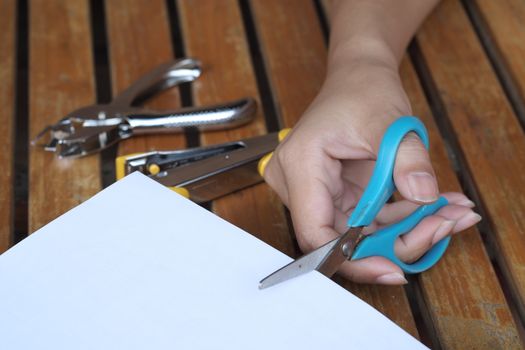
left=308, top=56, right=411, bottom=132
left=327, top=35, right=399, bottom=75
left=320, top=56, right=402, bottom=102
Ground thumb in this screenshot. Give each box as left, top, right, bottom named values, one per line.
left=393, top=132, right=439, bottom=203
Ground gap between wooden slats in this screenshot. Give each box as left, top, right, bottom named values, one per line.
left=461, top=0, right=525, bottom=131
left=0, top=0, right=17, bottom=251
left=93, top=0, right=198, bottom=191
left=28, top=0, right=101, bottom=232
left=13, top=0, right=29, bottom=245
left=410, top=40, right=525, bottom=348
left=104, top=0, right=185, bottom=163
left=177, top=0, right=295, bottom=255
left=410, top=0, right=525, bottom=347
left=90, top=0, right=114, bottom=189
left=166, top=0, right=200, bottom=148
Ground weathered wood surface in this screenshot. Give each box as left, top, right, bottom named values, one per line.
left=29, top=0, right=101, bottom=232
left=402, top=56, right=520, bottom=349
left=0, top=0, right=15, bottom=253
left=105, top=0, right=186, bottom=156
left=417, top=0, right=525, bottom=340
left=250, top=0, right=420, bottom=338
left=469, top=0, right=525, bottom=123
left=5, top=0, right=525, bottom=347
left=178, top=0, right=294, bottom=255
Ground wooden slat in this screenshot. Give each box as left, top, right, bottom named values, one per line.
left=402, top=57, right=521, bottom=349
left=250, top=0, right=325, bottom=127
left=338, top=277, right=421, bottom=338
left=29, top=0, right=101, bottom=232
left=417, top=0, right=525, bottom=331
left=250, top=0, right=419, bottom=337
left=471, top=0, right=525, bottom=121
left=0, top=0, right=15, bottom=252
left=105, top=0, right=186, bottom=156
left=177, top=0, right=293, bottom=255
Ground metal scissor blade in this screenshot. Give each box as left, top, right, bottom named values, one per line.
left=258, top=227, right=364, bottom=290
left=258, top=238, right=339, bottom=289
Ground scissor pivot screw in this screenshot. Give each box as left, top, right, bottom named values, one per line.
left=342, top=243, right=353, bottom=259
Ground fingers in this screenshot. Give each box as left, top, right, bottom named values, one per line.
left=285, top=165, right=340, bottom=252
left=338, top=212, right=457, bottom=285
left=342, top=200, right=481, bottom=284
left=394, top=215, right=456, bottom=263
left=266, top=135, right=343, bottom=252
left=383, top=203, right=481, bottom=264
left=433, top=204, right=482, bottom=233
left=374, top=191, right=475, bottom=226
left=393, top=133, right=439, bottom=204
left=339, top=256, right=407, bottom=285
left=262, top=149, right=290, bottom=206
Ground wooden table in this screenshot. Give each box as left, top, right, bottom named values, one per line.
left=1, top=0, right=525, bottom=348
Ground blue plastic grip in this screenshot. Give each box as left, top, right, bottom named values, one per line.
left=348, top=116, right=430, bottom=228
left=351, top=196, right=449, bottom=273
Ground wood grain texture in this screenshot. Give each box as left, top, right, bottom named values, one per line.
left=402, top=57, right=520, bottom=349
left=29, top=0, right=101, bottom=232
left=0, top=0, right=15, bottom=252
left=177, top=0, right=294, bottom=255
left=473, top=0, right=525, bottom=119
left=105, top=0, right=186, bottom=156
left=417, top=0, right=525, bottom=330
left=250, top=0, right=326, bottom=127
left=251, top=0, right=418, bottom=337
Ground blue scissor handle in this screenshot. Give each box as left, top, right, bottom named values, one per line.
left=348, top=116, right=430, bottom=227
left=351, top=196, right=449, bottom=273
left=347, top=116, right=450, bottom=273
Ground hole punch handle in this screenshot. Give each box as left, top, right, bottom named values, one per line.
left=112, top=58, right=201, bottom=107
left=348, top=116, right=430, bottom=228
left=126, top=98, right=257, bottom=133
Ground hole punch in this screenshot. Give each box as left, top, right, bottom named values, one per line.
left=31, top=58, right=257, bottom=158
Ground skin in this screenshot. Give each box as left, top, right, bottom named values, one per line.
left=263, top=0, right=481, bottom=285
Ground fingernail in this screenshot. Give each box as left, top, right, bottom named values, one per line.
left=458, top=199, right=476, bottom=208
left=454, top=212, right=482, bottom=232
left=408, top=172, right=439, bottom=202
left=432, top=220, right=456, bottom=245
left=375, top=272, right=408, bottom=285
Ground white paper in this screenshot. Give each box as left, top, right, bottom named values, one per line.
left=0, top=172, right=425, bottom=349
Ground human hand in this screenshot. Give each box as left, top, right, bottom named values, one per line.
left=263, top=61, right=481, bottom=285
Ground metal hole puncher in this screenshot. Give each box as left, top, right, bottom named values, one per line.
left=115, top=129, right=290, bottom=203
left=31, top=58, right=256, bottom=158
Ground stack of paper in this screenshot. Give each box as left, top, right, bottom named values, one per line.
left=0, top=172, right=425, bottom=349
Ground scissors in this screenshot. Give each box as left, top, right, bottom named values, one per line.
left=259, top=116, right=450, bottom=289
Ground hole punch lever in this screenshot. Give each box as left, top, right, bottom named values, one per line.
left=32, top=58, right=257, bottom=158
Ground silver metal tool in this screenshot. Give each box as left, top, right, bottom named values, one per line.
left=32, top=58, right=257, bottom=158
left=116, top=131, right=287, bottom=203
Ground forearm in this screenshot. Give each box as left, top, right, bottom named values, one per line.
left=327, top=0, right=439, bottom=76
